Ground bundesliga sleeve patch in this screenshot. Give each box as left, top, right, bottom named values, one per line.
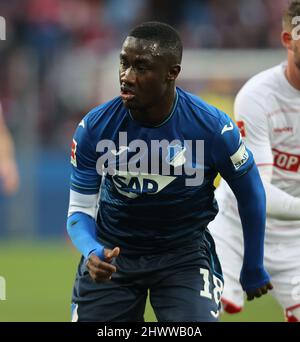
left=230, top=143, right=249, bottom=170
left=71, top=139, right=77, bottom=167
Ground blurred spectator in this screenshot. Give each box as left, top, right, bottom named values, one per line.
left=0, top=0, right=291, bottom=148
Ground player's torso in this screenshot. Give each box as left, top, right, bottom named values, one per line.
left=214, top=65, right=300, bottom=240
left=267, top=92, right=300, bottom=197
left=96, top=93, right=216, bottom=199
left=91, top=89, right=220, bottom=251
left=264, top=76, right=300, bottom=238
left=104, top=121, right=210, bottom=198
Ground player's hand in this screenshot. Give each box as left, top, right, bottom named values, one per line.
left=246, top=282, right=273, bottom=301
left=240, top=266, right=273, bottom=301
left=86, top=247, right=120, bottom=283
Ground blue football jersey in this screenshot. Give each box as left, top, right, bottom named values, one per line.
left=70, top=87, right=253, bottom=253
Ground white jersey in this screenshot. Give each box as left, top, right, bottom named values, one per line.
left=216, top=62, right=300, bottom=242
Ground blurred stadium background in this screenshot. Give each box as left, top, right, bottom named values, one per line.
left=0, top=0, right=289, bottom=322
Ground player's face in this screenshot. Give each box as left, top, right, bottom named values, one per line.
left=293, top=38, right=300, bottom=70
left=282, top=30, right=300, bottom=71
left=119, top=37, right=171, bottom=110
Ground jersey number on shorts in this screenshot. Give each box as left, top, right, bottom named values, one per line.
left=199, top=268, right=223, bottom=305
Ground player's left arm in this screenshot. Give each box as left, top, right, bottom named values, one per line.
left=211, top=115, right=273, bottom=300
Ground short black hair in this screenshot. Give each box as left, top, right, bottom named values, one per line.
left=128, top=21, right=182, bottom=64
left=282, top=0, right=300, bottom=31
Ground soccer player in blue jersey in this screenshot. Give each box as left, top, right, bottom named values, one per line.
left=67, top=22, right=272, bottom=322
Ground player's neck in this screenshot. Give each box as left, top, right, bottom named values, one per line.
left=130, top=87, right=176, bottom=127
left=285, top=56, right=300, bottom=91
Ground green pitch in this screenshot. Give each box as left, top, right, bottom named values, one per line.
left=0, top=241, right=283, bottom=322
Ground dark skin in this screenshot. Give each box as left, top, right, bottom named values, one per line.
left=119, top=36, right=181, bottom=126
left=86, top=36, right=180, bottom=282
left=246, top=283, right=273, bottom=301
left=86, top=247, right=120, bottom=282
left=87, top=36, right=273, bottom=301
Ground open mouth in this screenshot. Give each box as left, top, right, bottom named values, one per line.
left=120, top=86, right=135, bottom=101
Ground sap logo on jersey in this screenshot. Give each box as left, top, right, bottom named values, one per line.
left=112, top=170, right=175, bottom=198
left=230, top=143, right=249, bottom=170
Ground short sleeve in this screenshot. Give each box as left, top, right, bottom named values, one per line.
left=70, top=118, right=101, bottom=194
left=234, top=90, right=273, bottom=166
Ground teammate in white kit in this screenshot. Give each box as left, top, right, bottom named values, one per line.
left=209, top=0, right=300, bottom=322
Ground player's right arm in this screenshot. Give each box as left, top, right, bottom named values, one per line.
left=67, top=117, right=120, bottom=282
left=235, top=91, right=300, bottom=220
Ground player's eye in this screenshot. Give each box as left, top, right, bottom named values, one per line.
left=135, top=65, right=149, bottom=73
left=120, top=59, right=129, bottom=68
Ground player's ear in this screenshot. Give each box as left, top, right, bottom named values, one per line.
left=167, top=64, right=181, bottom=82
left=281, top=31, right=293, bottom=51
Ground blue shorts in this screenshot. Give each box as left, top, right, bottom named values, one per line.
left=71, top=232, right=223, bottom=322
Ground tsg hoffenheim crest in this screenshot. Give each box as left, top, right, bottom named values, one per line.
left=166, top=144, right=186, bottom=167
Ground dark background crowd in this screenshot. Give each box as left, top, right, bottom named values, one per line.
left=0, top=0, right=287, bottom=148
